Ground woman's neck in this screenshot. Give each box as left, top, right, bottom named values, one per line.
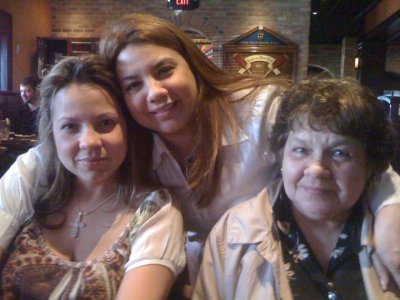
left=162, top=129, right=197, bottom=160
left=73, top=180, right=117, bottom=205
left=291, top=207, right=350, bottom=272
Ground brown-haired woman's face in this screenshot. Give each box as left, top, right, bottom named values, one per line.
left=116, top=44, right=198, bottom=141
left=281, top=118, right=369, bottom=223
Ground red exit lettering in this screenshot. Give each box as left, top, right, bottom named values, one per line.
left=176, top=0, right=189, bottom=5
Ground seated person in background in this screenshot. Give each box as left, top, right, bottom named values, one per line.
left=11, top=76, right=40, bottom=135
left=194, top=78, right=399, bottom=299
left=0, top=55, right=185, bottom=299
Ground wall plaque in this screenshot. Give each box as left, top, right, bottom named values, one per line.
left=223, top=26, right=298, bottom=79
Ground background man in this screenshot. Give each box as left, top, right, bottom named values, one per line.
left=12, top=76, right=40, bottom=135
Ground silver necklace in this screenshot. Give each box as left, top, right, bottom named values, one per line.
left=70, top=193, right=116, bottom=238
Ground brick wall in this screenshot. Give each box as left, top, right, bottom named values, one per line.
left=308, top=44, right=343, bottom=77
left=309, top=41, right=400, bottom=79
left=50, top=0, right=311, bottom=80
left=308, top=41, right=357, bottom=79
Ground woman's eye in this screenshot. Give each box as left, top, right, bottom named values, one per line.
left=293, top=147, right=306, bottom=154
left=97, top=119, right=117, bottom=132
left=158, top=66, right=174, bottom=77
left=61, top=123, right=78, bottom=132
left=126, top=81, right=142, bottom=92
left=332, top=149, right=351, bottom=158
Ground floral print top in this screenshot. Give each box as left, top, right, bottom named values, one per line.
left=273, top=189, right=367, bottom=300
left=0, top=191, right=170, bottom=300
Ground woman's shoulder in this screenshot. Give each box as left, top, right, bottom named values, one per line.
left=210, top=187, right=274, bottom=243
left=126, top=189, right=185, bottom=275
left=223, top=84, right=283, bottom=143
left=230, top=84, right=284, bottom=103
left=128, top=189, right=181, bottom=240
left=131, top=189, right=174, bottom=222
left=140, top=188, right=173, bottom=205
left=229, top=84, right=284, bottom=119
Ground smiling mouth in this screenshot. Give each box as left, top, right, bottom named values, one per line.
left=150, top=101, right=176, bottom=114
left=78, top=157, right=107, bottom=163
left=301, top=184, right=334, bottom=192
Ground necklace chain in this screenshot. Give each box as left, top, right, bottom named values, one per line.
left=181, top=152, right=195, bottom=177
left=75, top=192, right=116, bottom=216
left=70, top=192, right=116, bottom=238
left=182, top=152, right=195, bottom=167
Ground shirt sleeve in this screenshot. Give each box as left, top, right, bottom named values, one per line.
left=367, top=165, right=400, bottom=213
left=0, top=145, right=47, bottom=249
left=124, top=189, right=186, bottom=277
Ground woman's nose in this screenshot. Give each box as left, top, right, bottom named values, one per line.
left=304, top=159, right=331, bottom=178
left=147, top=78, right=168, bottom=103
left=79, top=128, right=101, bottom=150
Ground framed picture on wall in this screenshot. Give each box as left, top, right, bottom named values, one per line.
left=223, top=26, right=298, bottom=80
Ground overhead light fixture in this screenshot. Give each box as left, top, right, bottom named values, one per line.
left=312, top=11, right=318, bottom=15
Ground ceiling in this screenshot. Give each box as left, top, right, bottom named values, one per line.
left=309, top=0, right=381, bottom=44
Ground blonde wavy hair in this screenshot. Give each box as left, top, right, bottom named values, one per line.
left=36, top=55, right=144, bottom=227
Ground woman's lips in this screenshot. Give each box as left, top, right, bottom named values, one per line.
left=301, top=185, right=334, bottom=195
left=150, top=101, right=177, bottom=119
left=150, top=101, right=176, bottom=114
left=78, top=157, right=107, bottom=166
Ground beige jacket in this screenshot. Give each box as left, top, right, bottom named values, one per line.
left=193, top=181, right=399, bottom=300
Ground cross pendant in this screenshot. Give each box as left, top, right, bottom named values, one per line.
left=70, top=212, right=86, bottom=238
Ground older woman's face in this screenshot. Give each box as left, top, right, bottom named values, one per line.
left=281, top=120, right=369, bottom=222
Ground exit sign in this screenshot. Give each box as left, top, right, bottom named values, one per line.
left=167, top=0, right=200, bottom=10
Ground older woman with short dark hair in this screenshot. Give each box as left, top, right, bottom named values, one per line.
left=194, top=78, right=399, bottom=299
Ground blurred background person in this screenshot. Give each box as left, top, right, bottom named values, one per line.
left=11, top=76, right=40, bottom=135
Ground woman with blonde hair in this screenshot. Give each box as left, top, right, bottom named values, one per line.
left=1, top=13, right=400, bottom=291
left=0, top=55, right=185, bottom=299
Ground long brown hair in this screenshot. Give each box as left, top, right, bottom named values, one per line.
left=100, top=13, right=287, bottom=206
left=36, top=55, right=145, bottom=227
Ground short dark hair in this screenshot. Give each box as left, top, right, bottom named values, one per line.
left=20, top=76, right=40, bottom=88
left=271, top=77, right=395, bottom=176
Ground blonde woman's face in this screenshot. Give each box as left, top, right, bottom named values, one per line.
left=52, top=83, right=127, bottom=186
left=116, top=44, right=198, bottom=142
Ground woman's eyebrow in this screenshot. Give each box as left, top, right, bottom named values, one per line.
left=154, top=57, right=176, bottom=69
